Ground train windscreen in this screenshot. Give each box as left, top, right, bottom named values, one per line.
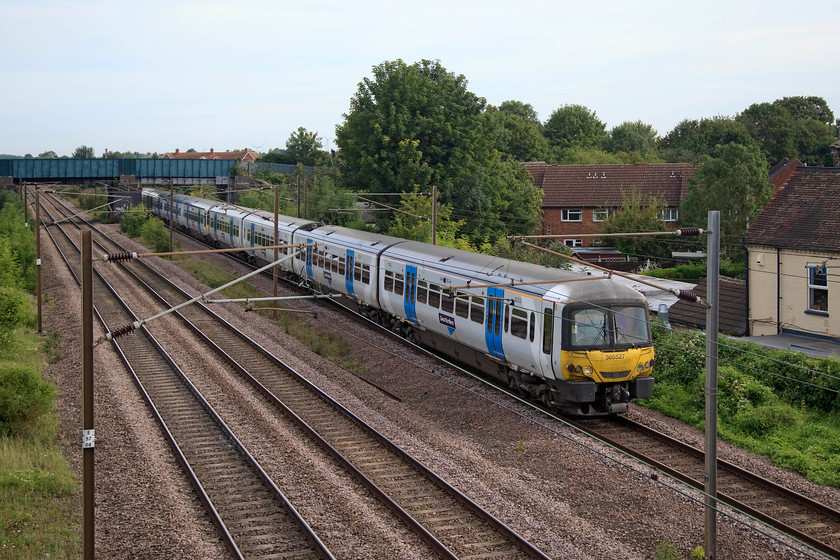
left=568, top=305, right=649, bottom=349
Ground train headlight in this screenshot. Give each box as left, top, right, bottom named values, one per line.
left=583, top=366, right=592, bottom=376
left=567, top=364, right=584, bottom=374
left=645, top=360, right=653, bottom=369
left=638, top=364, right=645, bottom=372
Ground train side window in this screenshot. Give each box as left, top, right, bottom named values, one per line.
left=394, top=273, right=404, bottom=296
left=441, top=292, right=455, bottom=313
left=338, top=257, right=346, bottom=276
left=417, top=280, right=428, bottom=304
left=470, top=297, right=484, bottom=323
left=495, top=303, right=502, bottom=335
left=529, top=312, right=536, bottom=342
left=504, top=305, right=510, bottom=333
left=511, top=308, right=528, bottom=339
left=354, top=261, right=362, bottom=281
left=455, top=295, right=469, bottom=318
left=428, top=284, right=441, bottom=308
left=362, top=264, right=370, bottom=285
left=542, top=308, right=553, bottom=354
left=384, top=270, right=394, bottom=292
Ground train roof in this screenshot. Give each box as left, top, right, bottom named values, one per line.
left=246, top=209, right=319, bottom=230
left=304, top=224, right=408, bottom=254
left=384, top=241, right=646, bottom=304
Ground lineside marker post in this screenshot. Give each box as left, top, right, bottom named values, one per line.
left=81, top=229, right=95, bottom=559
left=704, top=211, right=720, bottom=560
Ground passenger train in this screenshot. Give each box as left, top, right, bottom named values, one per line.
left=142, top=187, right=655, bottom=415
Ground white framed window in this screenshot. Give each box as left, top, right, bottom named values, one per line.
left=593, top=209, right=609, bottom=222
left=808, top=263, right=828, bottom=313
left=561, top=208, right=583, bottom=222
left=564, top=239, right=583, bottom=248
left=660, top=208, right=679, bottom=222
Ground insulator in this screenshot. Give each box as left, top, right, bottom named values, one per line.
left=102, top=251, right=137, bottom=262
left=676, top=290, right=701, bottom=303
left=674, top=227, right=703, bottom=237
left=106, top=322, right=137, bottom=341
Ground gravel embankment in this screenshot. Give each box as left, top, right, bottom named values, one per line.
left=42, top=221, right=833, bottom=559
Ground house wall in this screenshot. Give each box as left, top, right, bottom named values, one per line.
left=542, top=207, right=602, bottom=245
left=748, top=246, right=838, bottom=339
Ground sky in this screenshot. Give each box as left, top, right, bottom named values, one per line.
left=2, top=0, right=838, bottom=158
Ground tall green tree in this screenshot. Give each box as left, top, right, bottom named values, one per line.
left=604, top=120, right=660, bottom=156
left=486, top=103, right=551, bottom=162
left=336, top=59, right=542, bottom=244
left=659, top=117, right=755, bottom=162
left=737, top=96, right=836, bottom=166
left=72, top=145, right=95, bottom=159
left=680, top=142, right=772, bottom=257
left=542, top=104, right=607, bottom=154
left=37, top=150, right=58, bottom=158
left=285, top=127, right=326, bottom=166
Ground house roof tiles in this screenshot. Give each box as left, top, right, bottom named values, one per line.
left=667, top=276, right=747, bottom=335
left=525, top=162, right=696, bottom=208
left=743, top=166, right=840, bottom=254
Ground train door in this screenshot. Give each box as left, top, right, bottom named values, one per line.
left=539, top=301, right=557, bottom=378
left=305, top=238, right=314, bottom=280
left=345, top=250, right=356, bottom=299
left=404, top=265, right=417, bottom=323
left=485, top=287, right=505, bottom=360
left=228, top=217, right=235, bottom=245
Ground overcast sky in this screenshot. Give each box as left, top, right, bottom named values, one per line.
left=2, top=0, right=838, bottom=158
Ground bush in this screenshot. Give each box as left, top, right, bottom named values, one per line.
left=0, top=363, right=55, bottom=437
left=140, top=217, right=172, bottom=254
left=0, top=286, right=34, bottom=333
left=120, top=204, right=149, bottom=237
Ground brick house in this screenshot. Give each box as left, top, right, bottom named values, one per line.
left=163, top=148, right=261, bottom=162
left=525, top=162, right=696, bottom=248
left=743, top=166, right=840, bottom=340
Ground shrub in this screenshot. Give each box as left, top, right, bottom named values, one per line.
left=120, top=204, right=149, bottom=237
left=0, top=363, right=55, bottom=437
left=140, top=217, right=171, bottom=254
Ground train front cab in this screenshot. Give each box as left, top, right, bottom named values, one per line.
left=545, top=299, right=655, bottom=415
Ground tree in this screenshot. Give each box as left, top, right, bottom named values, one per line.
left=285, top=127, right=326, bottom=166
left=37, top=150, right=58, bottom=159
left=486, top=103, right=551, bottom=162
left=542, top=104, right=607, bottom=154
left=680, top=142, right=772, bottom=257
left=737, top=96, right=836, bottom=166
left=604, top=120, right=660, bottom=156
left=598, top=189, right=670, bottom=260
left=659, top=117, right=755, bottom=162
left=336, top=59, right=543, bottom=244
left=72, top=145, right=95, bottom=159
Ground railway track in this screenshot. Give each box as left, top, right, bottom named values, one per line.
left=150, top=198, right=840, bottom=559
left=38, top=197, right=333, bottom=558
left=40, top=191, right=551, bottom=559
left=568, top=415, right=840, bottom=558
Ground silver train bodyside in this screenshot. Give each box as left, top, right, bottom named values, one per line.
left=142, top=188, right=655, bottom=414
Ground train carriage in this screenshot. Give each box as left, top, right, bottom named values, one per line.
left=293, top=226, right=405, bottom=308
left=378, top=241, right=654, bottom=414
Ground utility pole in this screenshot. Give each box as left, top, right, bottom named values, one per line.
left=35, top=190, right=42, bottom=333
left=273, top=184, right=279, bottom=321
left=81, top=230, right=95, bottom=560
left=705, top=211, right=720, bottom=560
left=431, top=185, right=437, bottom=245
left=168, top=180, right=174, bottom=260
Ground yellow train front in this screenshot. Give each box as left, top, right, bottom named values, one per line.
left=544, top=292, right=655, bottom=415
